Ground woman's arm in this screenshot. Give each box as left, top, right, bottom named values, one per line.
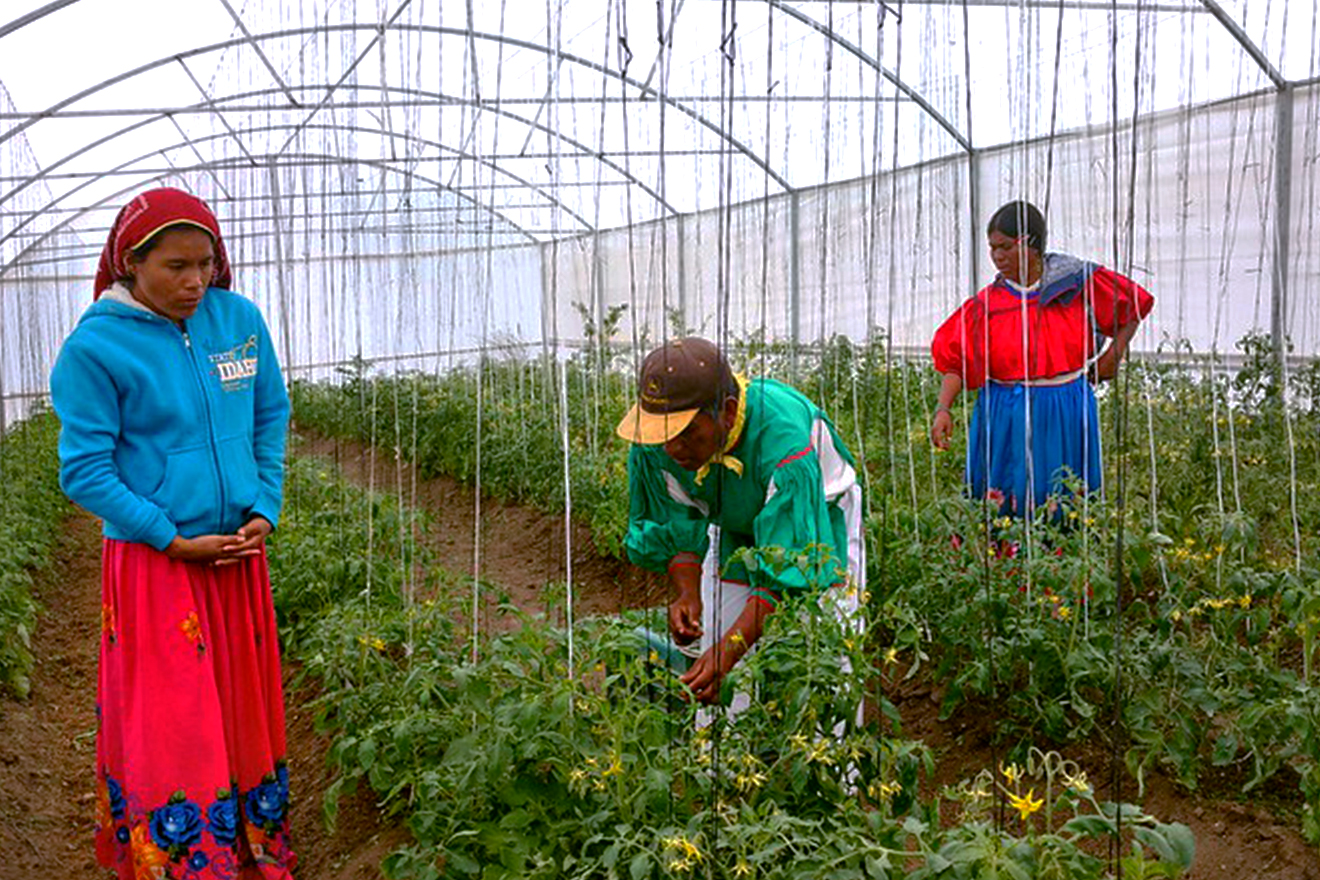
left=1090, top=317, right=1140, bottom=382
left=930, top=372, right=963, bottom=449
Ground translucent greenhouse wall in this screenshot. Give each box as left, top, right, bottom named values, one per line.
left=546, top=82, right=1320, bottom=367
left=4, top=82, right=1320, bottom=425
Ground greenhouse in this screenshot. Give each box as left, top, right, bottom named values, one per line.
left=1, top=1, right=1318, bottom=878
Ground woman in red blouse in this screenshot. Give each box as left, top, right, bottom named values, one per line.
left=929, top=201, right=1153, bottom=516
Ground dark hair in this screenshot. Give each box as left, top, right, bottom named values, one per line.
left=987, top=201, right=1046, bottom=253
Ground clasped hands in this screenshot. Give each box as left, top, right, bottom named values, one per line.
left=164, top=516, right=272, bottom=566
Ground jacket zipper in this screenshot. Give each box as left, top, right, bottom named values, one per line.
left=181, top=324, right=227, bottom=524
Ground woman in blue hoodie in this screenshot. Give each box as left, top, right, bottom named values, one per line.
left=50, top=188, right=295, bottom=880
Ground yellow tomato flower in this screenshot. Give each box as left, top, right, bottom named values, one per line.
left=734, top=770, right=767, bottom=792
left=867, top=779, right=903, bottom=802
left=733, top=859, right=753, bottom=878
left=1008, top=788, right=1044, bottom=820
left=807, top=742, right=836, bottom=766
left=1000, top=762, right=1022, bottom=785
left=883, top=647, right=899, bottom=664
left=1062, top=770, right=1091, bottom=794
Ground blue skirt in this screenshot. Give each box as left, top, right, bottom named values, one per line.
left=966, top=377, right=1102, bottom=515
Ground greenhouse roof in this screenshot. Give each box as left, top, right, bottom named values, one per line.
left=1, top=0, right=1314, bottom=256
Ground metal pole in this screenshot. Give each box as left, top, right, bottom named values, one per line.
left=789, top=189, right=802, bottom=382
left=1271, top=84, right=1295, bottom=368
left=676, top=214, right=687, bottom=336
left=265, top=163, right=295, bottom=373
left=968, top=150, right=982, bottom=297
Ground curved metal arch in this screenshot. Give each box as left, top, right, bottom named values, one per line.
left=0, top=151, right=542, bottom=281
left=0, top=104, right=606, bottom=248
left=1, top=81, right=678, bottom=225
left=0, top=0, right=80, bottom=40
left=1197, top=0, right=1287, bottom=90
left=0, top=145, right=536, bottom=255
left=767, top=0, right=972, bottom=154
left=1, top=23, right=791, bottom=191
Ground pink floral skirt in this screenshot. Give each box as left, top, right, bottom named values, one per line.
left=94, top=539, right=296, bottom=880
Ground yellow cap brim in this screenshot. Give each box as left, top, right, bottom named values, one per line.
left=615, top=403, right=699, bottom=445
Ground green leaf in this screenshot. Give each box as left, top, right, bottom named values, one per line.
left=925, top=852, right=951, bottom=872
left=864, top=854, right=891, bottom=878
left=1211, top=734, right=1238, bottom=766
left=358, top=737, right=377, bottom=770
left=1064, top=815, right=1115, bottom=837
left=629, top=851, right=652, bottom=880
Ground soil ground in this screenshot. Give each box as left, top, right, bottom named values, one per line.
left=0, top=432, right=1315, bottom=879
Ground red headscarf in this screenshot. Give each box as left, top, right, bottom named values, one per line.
left=94, top=187, right=232, bottom=298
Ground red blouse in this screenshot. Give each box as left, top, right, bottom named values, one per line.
left=931, top=264, right=1153, bottom=390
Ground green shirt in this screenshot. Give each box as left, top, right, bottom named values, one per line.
left=624, top=378, right=858, bottom=601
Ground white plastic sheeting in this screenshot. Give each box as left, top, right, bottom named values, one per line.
left=2, top=0, right=1319, bottom=415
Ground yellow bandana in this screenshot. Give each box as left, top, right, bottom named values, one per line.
left=694, top=374, right=749, bottom=485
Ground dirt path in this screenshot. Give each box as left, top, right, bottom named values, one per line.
left=290, top=432, right=665, bottom=623
left=0, top=510, right=101, bottom=879
left=0, top=509, right=405, bottom=880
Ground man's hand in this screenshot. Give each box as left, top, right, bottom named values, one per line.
left=668, top=560, right=704, bottom=646
left=678, top=598, right=770, bottom=705
left=679, top=637, right=743, bottom=705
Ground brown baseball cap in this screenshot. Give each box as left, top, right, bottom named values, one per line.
left=615, top=337, right=732, bottom=444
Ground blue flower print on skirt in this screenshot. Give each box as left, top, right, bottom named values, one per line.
left=150, top=791, right=204, bottom=857
left=245, top=773, right=288, bottom=830
left=207, top=789, right=241, bottom=848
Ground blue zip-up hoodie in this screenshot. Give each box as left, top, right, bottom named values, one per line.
left=50, top=284, right=290, bottom=551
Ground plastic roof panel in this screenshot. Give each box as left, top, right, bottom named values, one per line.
left=0, top=0, right=1314, bottom=252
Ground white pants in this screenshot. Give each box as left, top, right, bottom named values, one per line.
left=698, top=483, right=866, bottom=724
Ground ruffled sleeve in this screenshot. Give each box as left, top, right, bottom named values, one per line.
left=747, top=445, right=848, bottom=598
left=1088, top=266, right=1153, bottom=335
left=622, top=445, right=711, bottom=573
left=931, top=296, right=988, bottom=390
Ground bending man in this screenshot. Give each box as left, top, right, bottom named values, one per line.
left=616, top=337, right=864, bottom=705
